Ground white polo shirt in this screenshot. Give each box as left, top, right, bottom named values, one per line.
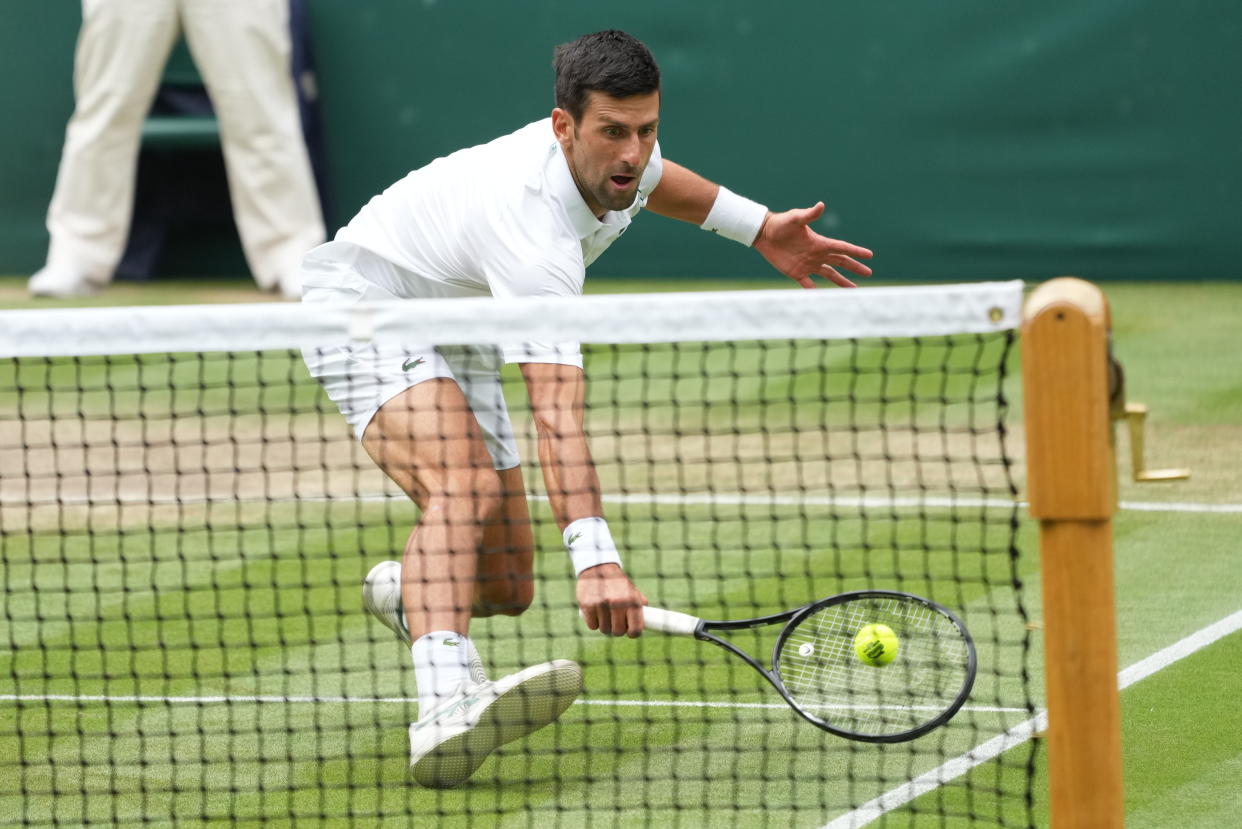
left=334, top=117, right=663, bottom=305
left=300, top=119, right=662, bottom=457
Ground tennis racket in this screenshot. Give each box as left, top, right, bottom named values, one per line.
left=640, top=590, right=977, bottom=743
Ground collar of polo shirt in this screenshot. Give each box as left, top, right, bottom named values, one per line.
left=544, top=142, right=624, bottom=238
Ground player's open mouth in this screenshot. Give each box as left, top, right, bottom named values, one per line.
left=610, top=175, right=636, bottom=189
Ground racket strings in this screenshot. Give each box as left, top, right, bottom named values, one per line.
left=777, top=597, right=971, bottom=737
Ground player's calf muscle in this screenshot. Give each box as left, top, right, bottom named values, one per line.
left=472, top=574, right=534, bottom=617
left=474, top=521, right=536, bottom=616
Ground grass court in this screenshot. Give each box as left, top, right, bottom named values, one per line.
left=1, top=276, right=1239, bottom=827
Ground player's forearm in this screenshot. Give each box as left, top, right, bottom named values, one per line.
left=645, top=160, right=718, bottom=225
left=535, top=422, right=604, bottom=531
left=537, top=428, right=627, bottom=577
left=519, top=362, right=604, bottom=529
left=647, top=159, right=770, bottom=247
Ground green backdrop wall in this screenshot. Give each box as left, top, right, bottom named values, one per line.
left=2, top=1, right=1239, bottom=282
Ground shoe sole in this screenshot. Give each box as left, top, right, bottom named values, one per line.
left=29, top=285, right=102, bottom=298
left=410, top=659, right=583, bottom=788
left=362, top=560, right=410, bottom=644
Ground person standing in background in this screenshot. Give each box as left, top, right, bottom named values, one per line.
left=29, top=0, right=325, bottom=299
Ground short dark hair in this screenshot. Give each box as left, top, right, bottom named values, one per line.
left=553, top=30, right=661, bottom=121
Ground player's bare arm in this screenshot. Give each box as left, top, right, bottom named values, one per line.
left=643, top=159, right=716, bottom=224
left=646, top=160, right=874, bottom=288
left=519, top=362, right=648, bottom=637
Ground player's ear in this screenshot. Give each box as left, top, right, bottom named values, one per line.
left=551, top=108, right=575, bottom=151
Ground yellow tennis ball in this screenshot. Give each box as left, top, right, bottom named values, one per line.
left=854, top=623, right=899, bottom=667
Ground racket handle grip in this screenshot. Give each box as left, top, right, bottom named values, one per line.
left=642, top=606, right=702, bottom=637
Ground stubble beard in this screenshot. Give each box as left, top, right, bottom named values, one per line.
left=595, top=183, right=637, bottom=213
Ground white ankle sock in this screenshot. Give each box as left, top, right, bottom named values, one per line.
left=411, top=631, right=474, bottom=715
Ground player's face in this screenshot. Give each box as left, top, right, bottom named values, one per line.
left=553, top=90, right=660, bottom=217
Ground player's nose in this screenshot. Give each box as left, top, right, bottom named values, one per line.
left=618, top=136, right=642, bottom=167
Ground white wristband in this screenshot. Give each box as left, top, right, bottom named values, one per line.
left=563, top=517, right=623, bottom=576
left=700, top=186, right=769, bottom=246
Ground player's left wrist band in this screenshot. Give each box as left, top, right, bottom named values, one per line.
left=564, top=517, right=623, bottom=576
left=700, top=186, right=769, bottom=247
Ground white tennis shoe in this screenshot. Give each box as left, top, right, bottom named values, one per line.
left=408, top=659, right=583, bottom=788
left=28, top=265, right=103, bottom=298
left=362, top=560, right=411, bottom=644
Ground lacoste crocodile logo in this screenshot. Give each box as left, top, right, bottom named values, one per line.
left=402, top=357, right=425, bottom=372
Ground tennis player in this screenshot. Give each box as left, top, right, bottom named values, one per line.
left=299, top=29, right=872, bottom=788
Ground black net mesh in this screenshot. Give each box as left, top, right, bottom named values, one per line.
left=1, top=308, right=1035, bottom=827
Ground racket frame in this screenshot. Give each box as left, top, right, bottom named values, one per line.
left=675, top=589, right=978, bottom=743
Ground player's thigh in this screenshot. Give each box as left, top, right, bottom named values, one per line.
left=447, top=349, right=521, bottom=473
left=362, top=377, right=499, bottom=503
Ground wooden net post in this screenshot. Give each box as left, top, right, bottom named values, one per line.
left=1021, top=277, right=1124, bottom=828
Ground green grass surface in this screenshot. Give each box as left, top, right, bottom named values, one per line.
left=1, top=275, right=1239, bottom=827
left=1123, top=631, right=1242, bottom=829
left=2, top=503, right=1031, bottom=828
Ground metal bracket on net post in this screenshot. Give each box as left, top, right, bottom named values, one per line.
left=1021, top=277, right=1124, bottom=829
left=1107, top=350, right=1191, bottom=482
left=1121, top=404, right=1191, bottom=482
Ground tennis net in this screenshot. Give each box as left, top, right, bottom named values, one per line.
left=0, top=282, right=1034, bottom=827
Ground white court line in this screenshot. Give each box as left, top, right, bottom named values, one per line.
left=820, top=608, right=1242, bottom=829
left=600, top=494, right=1242, bottom=515
left=1115, top=500, right=1242, bottom=515
left=7, top=491, right=1240, bottom=514
left=0, top=692, right=1025, bottom=715
left=580, top=701, right=1028, bottom=714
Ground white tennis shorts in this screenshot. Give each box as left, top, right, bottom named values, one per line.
left=299, top=242, right=521, bottom=470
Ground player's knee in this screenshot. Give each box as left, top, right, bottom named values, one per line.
left=478, top=469, right=506, bottom=518
left=444, top=466, right=504, bottom=523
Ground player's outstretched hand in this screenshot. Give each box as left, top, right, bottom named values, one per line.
left=754, top=202, right=873, bottom=289
left=578, top=563, right=648, bottom=638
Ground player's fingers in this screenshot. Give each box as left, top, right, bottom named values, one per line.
left=794, top=202, right=826, bottom=226
left=626, top=604, right=645, bottom=638
left=826, top=255, right=873, bottom=277
left=817, top=265, right=857, bottom=289
left=596, top=602, right=616, bottom=635
left=581, top=605, right=600, bottom=631
left=610, top=603, right=630, bottom=637
left=819, top=239, right=873, bottom=260
left=836, top=257, right=873, bottom=278
left=789, top=272, right=817, bottom=289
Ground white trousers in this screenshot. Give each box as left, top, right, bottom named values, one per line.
left=45, top=0, right=326, bottom=289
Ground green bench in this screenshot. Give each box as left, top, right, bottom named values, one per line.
left=140, top=39, right=220, bottom=150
